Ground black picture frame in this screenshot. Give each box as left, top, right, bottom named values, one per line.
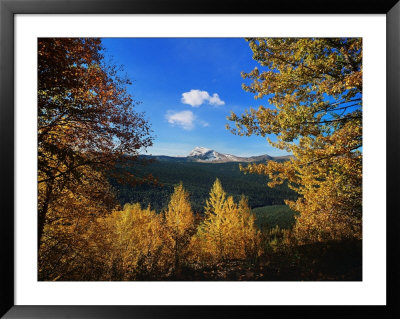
left=1, top=0, right=399, bottom=318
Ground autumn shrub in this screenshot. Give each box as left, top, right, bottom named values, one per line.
left=261, top=225, right=294, bottom=254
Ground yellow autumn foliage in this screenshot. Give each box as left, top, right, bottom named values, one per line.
left=194, top=179, right=261, bottom=263
left=161, top=183, right=196, bottom=272
left=98, top=203, right=164, bottom=280
left=228, top=38, right=362, bottom=243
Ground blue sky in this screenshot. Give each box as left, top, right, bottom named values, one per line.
left=102, top=38, right=288, bottom=157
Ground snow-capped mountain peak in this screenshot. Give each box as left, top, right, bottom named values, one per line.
left=188, top=146, right=244, bottom=162
left=188, top=147, right=220, bottom=161
left=188, top=146, right=212, bottom=157
left=146, top=146, right=288, bottom=163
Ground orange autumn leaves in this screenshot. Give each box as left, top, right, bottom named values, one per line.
left=38, top=38, right=153, bottom=251
left=38, top=38, right=155, bottom=280
left=228, top=38, right=362, bottom=244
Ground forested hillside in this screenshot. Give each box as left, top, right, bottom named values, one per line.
left=111, top=158, right=297, bottom=213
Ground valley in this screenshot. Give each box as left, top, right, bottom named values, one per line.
left=112, top=147, right=297, bottom=214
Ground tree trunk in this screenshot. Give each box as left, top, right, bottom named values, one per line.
left=174, top=236, right=179, bottom=274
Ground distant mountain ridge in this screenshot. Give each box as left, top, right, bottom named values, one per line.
left=116, top=152, right=297, bottom=213
left=144, top=146, right=292, bottom=163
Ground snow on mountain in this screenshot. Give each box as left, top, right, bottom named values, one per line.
left=188, top=146, right=213, bottom=157
left=188, top=147, right=223, bottom=161
left=141, top=147, right=291, bottom=163
left=187, top=146, right=272, bottom=163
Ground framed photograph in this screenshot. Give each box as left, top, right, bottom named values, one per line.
left=1, top=0, right=399, bottom=318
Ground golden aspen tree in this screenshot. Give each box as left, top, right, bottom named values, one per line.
left=228, top=38, right=362, bottom=243
left=238, top=196, right=262, bottom=259
left=204, top=178, right=226, bottom=216
left=196, top=178, right=228, bottom=262
left=100, top=203, right=163, bottom=280
left=161, top=183, right=195, bottom=273
left=219, top=195, right=241, bottom=259
left=196, top=179, right=261, bottom=263
left=38, top=168, right=116, bottom=281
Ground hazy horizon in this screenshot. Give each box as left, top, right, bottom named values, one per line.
left=142, top=144, right=291, bottom=158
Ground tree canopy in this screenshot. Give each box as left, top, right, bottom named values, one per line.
left=38, top=38, right=153, bottom=251
left=228, top=38, right=362, bottom=243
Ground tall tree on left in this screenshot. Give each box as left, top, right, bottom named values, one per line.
left=38, top=38, right=153, bottom=257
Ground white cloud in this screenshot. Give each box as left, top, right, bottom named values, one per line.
left=208, top=93, right=225, bottom=106
left=181, top=90, right=209, bottom=107
left=165, top=110, right=195, bottom=130
left=200, top=121, right=210, bottom=127
left=181, top=89, right=225, bottom=107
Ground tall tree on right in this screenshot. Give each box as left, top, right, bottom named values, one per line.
left=228, top=38, right=362, bottom=243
